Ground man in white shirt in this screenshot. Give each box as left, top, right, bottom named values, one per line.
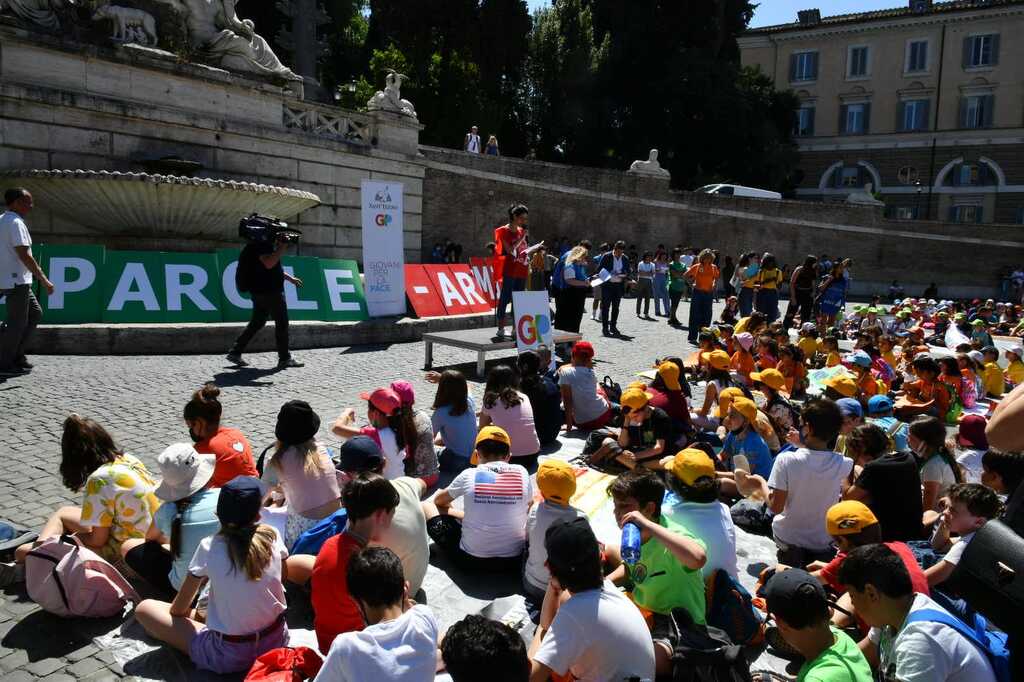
left=0, top=189, right=54, bottom=375
left=529, top=518, right=656, bottom=682
left=839, top=543, right=996, bottom=682
left=464, top=126, right=481, bottom=154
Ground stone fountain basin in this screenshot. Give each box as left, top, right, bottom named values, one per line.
left=2, top=170, right=321, bottom=238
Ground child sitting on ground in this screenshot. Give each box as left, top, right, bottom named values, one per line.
left=719, top=396, right=774, bottom=479
left=796, top=323, right=819, bottom=367
left=821, top=336, right=842, bottom=368
left=981, top=345, right=1005, bottom=398
left=522, top=459, right=585, bottom=606
left=1005, top=345, right=1024, bottom=387
left=925, top=483, right=1003, bottom=588
left=606, top=470, right=707, bottom=677
left=441, top=616, right=530, bottom=682
left=755, top=336, right=778, bottom=371
left=776, top=344, right=807, bottom=398
left=749, top=368, right=800, bottom=449
left=730, top=332, right=756, bottom=385
left=316, top=547, right=439, bottom=680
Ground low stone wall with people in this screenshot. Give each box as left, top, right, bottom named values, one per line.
left=421, top=145, right=1024, bottom=299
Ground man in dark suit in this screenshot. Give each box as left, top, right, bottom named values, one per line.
left=597, top=240, right=630, bottom=337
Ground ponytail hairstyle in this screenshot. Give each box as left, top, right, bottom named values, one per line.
left=183, top=382, right=223, bottom=426
left=397, top=404, right=418, bottom=459
left=518, top=350, right=542, bottom=393
left=271, top=438, right=324, bottom=478
left=219, top=522, right=277, bottom=581
left=909, top=416, right=964, bottom=483
left=508, top=203, right=529, bottom=222
left=483, top=364, right=522, bottom=410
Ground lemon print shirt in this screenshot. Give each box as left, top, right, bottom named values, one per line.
left=79, top=454, right=160, bottom=562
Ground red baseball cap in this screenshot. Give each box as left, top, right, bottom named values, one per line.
left=359, top=387, right=401, bottom=416
left=571, top=341, right=595, bottom=359
left=957, top=414, right=989, bottom=450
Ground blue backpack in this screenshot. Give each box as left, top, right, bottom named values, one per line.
left=290, top=508, right=348, bottom=556
left=905, top=608, right=1010, bottom=682
left=705, top=568, right=765, bottom=647
left=551, top=254, right=568, bottom=291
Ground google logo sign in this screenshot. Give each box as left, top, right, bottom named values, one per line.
left=517, top=313, right=551, bottom=344
left=375, top=214, right=393, bottom=227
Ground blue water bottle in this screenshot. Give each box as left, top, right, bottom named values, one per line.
left=621, top=522, right=642, bottom=566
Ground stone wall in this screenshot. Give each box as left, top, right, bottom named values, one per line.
left=420, top=146, right=1024, bottom=299
left=0, top=25, right=425, bottom=263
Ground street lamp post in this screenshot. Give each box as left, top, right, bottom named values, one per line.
left=915, top=180, right=923, bottom=219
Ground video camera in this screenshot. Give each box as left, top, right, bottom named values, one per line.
left=238, top=214, right=302, bottom=244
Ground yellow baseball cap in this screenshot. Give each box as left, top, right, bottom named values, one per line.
left=627, top=380, right=648, bottom=391
left=475, top=425, right=511, bottom=447
left=657, top=361, right=682, bottom=391
left=537, top=459, right=577, bottom=504
left=716, top=386, right=745, bottom=418
left=702, top=350, right=731, bottom=371
left=665, top=448, right=716, bottom=486
left=730, top=396, right=758, bottom=423
left=824, top=374, right=859, bottom=398
left=620, top=387, right=654, bottom=411
left=826, top=501, right=878, bottom=536
left=749, top=368, right=786, bottom=391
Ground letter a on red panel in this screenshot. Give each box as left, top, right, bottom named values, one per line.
left=404, top=265, right=447, bottom=318
left=448, top=265, right=492, bottom=313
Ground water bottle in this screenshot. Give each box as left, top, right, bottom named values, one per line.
left=621, top=521, right=642, bottom=566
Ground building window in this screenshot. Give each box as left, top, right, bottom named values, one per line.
left=840, top=167, right=862, bottom=187
left=848, top=46, right=870, bottom=78
left=951, top=205, right=982, bottom=223
left=840, top=103, right=870, bottom=135
left=795, top=106, right=815, bottom=136
left=906, top=40, right=928, bottom=73
left=964, top=34, right=999, bottom=68
left=960, top=94, right=994, bottom=129
left=944, top=162, right=996, bottom=187
left=901, top=99, right=930, bottom=131
left=1016, top=208, right=1024, bottom=225
left=888, top=206, right=919, bottom=220
left=790, top=51, right=818, bottom=82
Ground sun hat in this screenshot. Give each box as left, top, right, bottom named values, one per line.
left=867, top=394, right=894, bottom=415
left=390, top=380, right=416, bottom=406
left=475, top=425, right=511, bottom=447
left=971, top=319, right=986, bottom=327
left=749, top=368, right=786, bottom=391
left=217, top=476, right=264, bottom=526
left=154, top=443, right=216, bottom=502
left=826, top=501, right=878, bottom=536
left=275, top=400, right=321, bottom=446
left=836, top=398, right=863, bottom=419
left=730, top=396, right=758, bottom=423
left=621, top=387, right=654, bottom=411
left=336, top=435, right=384, bottom=473
left=360, top=387, right=402, bottom=416
left=702, top=350, right=731, bottom=371
left=968, top=350, right=985, bottom=365
left=665, top=449, right=716, bottom=486
left=656, top=361, right=682, bottom=391
left=957, top=414, right=989, bottom=450
left=846, top=350, right=872, bottom=368
left=1007, top=345, right=1024, bottom=360
left=735, top=332, right=754, bottom=351
left=537, top=459, right=577, bottom=505
left=824, top=374, right=858, bottom=398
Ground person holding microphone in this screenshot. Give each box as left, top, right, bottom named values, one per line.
left=493, top=204, right=532, bottom=341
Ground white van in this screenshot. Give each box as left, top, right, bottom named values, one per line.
left=696, top=183, right=782, bottom=200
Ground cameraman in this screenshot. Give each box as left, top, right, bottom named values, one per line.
left=227, top=233, right=303, bottom=369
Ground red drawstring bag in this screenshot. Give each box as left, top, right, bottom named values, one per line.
left=245, top=646, right=323, bottom=682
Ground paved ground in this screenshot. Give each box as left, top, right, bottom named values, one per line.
left=0, top=299, right=726, bottom=681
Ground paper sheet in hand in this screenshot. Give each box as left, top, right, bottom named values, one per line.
left=591, top=268, right=612, bottom=288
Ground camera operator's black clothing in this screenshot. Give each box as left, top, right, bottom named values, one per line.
left=239, top=241, right=285, bottom=294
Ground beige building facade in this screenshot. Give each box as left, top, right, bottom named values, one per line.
left=740, top=0, right=1024, bottom=224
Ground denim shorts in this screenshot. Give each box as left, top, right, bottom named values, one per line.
left=189, top=619, right=288, bottom=674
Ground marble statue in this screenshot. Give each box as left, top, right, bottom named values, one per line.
left=93, top=5, right=158, bottom=46
left=628, top=149, right=671, bottom=177
left=846, top=182, right=885, bottom=206
left=154, top=0, right=301, bottom=81
left=367, top=71, right=418, bottom=119
left=0, top=0, right=66, bottom=31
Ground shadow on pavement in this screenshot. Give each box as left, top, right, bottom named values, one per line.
left=2, top=600, right=124, bottom=661
left=210, top=367, right=279, bottom=387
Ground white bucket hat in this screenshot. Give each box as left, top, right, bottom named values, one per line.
left=154, top=443, right=216, bottom=502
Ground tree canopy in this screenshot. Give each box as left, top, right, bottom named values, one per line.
left=248, top=0, right=799, bottom=191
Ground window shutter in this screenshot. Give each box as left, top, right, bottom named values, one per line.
left=962, top=37, right=972, bottom=68
left=898, top=102, right=907, bottom=131
left=863, top=103, right=871, bottom=134
left=991, top=34, right=1000, bottom=65
left=919, top=100, right=931, bottom=131
left=959, top=97, right=968, bottom=128
left=983, top=95, right=995, bottom=128
left=839, top=104, right=848, bottom=134
left=810, top=52, right=819, bottom=80
left=807, top=107, right=815, bottom=136
left=789, top=54, right=797, bottom=81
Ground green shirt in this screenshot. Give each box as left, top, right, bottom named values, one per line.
left=627, top=516, right=706, bottom=623
left=797, top=627, right=873, bottom=682
left=668, top=261, right=687, bottom=293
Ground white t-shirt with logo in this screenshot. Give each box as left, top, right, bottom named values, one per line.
left=869, top=593, right=996, bottom=682
left=768, top=447, right=853, bottom=550
left=446, top=460, right=532, bottom=558
left=534, top=581, right=657, bottom=682
left=314, top=604, right=438, bottom=682
left=0, top=210, right=32, bottom=289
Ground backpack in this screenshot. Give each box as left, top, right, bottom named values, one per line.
left=601, top=375, right=622, bottom=406
left=290, top=508, right=348, bottom=556
left=551, top=255, right=568, bottom=292
left=705, top=569, right=766, bottom=647
left=670, top=607, right=753, bottom=682
left=25, top=535, right=139, bottom=618
left=905, top=608, right=1010, bottom=682
left=245, top=646, right=323, bottom=681
left=234, top=244, right=261, bottom=294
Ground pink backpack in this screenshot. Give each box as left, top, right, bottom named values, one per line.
left=25, top=535, right=139, bottom=617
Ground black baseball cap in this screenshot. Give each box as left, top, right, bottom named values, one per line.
left=544, top=518, right=600, bottom=574
left=337, top=435, right=384, bottom=473
left=763, top=568, right=829, bottom=625
left=217, top=476, right=264, bottom=526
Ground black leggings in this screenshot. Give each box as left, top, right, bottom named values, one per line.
left=669, top=290, right=683, bottom=323
left=124, top=541, right=175, bottom=595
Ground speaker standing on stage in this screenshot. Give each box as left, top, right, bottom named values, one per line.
left=227, top=234, right=304, bottom=369
left=597, top=240, right=630, bottom=337
left=493, top=204, right=531, bottom=341
left=0, top=188, right=53, bottom=376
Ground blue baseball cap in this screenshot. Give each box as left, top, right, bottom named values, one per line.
left=836, top=398, right=863, bottom=419
left=336, top=435, right=384, bottom=473
left=846, top=350, right=872, bottom=368
left=867, top=395, right=893, bottom=415
left=217, top=476, right=264, bottom=526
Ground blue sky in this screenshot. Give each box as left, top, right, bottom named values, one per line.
left=523, top=1, right=902, bottom=28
